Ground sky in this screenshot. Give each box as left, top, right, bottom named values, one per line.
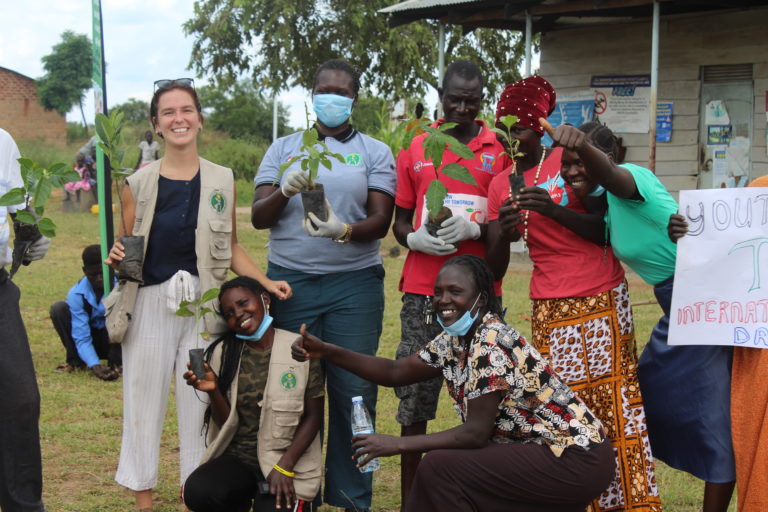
left=0, top=0, right=314, bottom=129
left=0, top=1, right=535, bottom=133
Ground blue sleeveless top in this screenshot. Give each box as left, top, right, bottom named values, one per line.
left=142, top=171, right=200, bottom=286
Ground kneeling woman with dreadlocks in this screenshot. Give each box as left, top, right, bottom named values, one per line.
left=183, top=276, right=323, bottom=512
left=293, top=255, right=615, bottom=511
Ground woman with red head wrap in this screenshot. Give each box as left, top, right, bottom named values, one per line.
left=485, top=77, right=663, bottom=512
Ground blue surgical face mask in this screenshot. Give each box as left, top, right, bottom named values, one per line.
left=589, top=184, right=606, bottom=197
left=235, top=296, right=273, bottom=342
left=436, top=293, right=482, bottom=337
left=313, top=94, right=354, bottom=128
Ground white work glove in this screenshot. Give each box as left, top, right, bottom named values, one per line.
left=435, top=215, right=481, bottom=245
left=280, top=170, right=309, bottom=198
left=406, top=224, right=457, bottom=256
left=303, top=199, right=346, bottom=239
left=25, top=235, right=51, bottom=262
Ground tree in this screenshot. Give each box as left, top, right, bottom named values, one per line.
left=36, top=31, right=92, bottom=128
left=111, top=98, right=150, bottom=124
left=198, top=80, right=291, bottom=141
left=184, top=1, right=526, bottom=102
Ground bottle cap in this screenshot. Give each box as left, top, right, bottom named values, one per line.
left=352, top=396, right=363, bottom=402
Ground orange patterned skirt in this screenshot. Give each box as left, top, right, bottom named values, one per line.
left=532, top=280, right=663, bottom=512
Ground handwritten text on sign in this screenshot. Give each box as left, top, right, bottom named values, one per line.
left=669, top=188, right=768, bottom=348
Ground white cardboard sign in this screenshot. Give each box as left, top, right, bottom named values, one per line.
left=669, top=188, right=768, bottom=348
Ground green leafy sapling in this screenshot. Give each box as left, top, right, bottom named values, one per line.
left=490, top=115, right=525, bottom=192
left=96, top=109, right=147, bottom=283
left=176, top=287, right=220, bottom=380
left=0, top=158, right=80, bottom=238
left=0, top=157, right=79, bottom=277
left=273, top=113, right=347, bottom=224
left=402, top=120, right=477, bottom=225
left=95, top=110, right=133, bottom=231
left=275, top=127, right=345, bottom=190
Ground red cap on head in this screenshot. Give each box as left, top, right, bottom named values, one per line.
left=495, top=76, right=557, bottom=135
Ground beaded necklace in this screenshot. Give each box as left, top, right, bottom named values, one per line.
left=522, top=146, right=547, bottom=243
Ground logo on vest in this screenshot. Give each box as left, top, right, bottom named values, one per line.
left=345, top=153, right=362, bottom=166
left=209, top=190, right=226, bottom=213
left=280, top=370, right=297, bottom=390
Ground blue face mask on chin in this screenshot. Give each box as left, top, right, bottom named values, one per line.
left=589, top=184, right=606, bottom=197
left=313, top=94, right=354, bottom=128
left=436, top=294, right=482, bottom=337
left=235, top=296, right=273, bottom=342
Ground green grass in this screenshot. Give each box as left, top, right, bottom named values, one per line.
left=19, top=194, right=733, bottom=511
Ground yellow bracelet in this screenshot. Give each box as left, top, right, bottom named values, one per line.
left=273, top=463, right=295, bottom=478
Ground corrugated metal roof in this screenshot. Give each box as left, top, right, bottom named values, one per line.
left=379, top=0, right=768, bottom=31
left=379, top=0, right=485, bottom=14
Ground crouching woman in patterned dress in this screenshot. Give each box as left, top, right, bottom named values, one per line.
left=183, top=276, right=324, bottom=512
left=292, top=255, right=615, bottom=511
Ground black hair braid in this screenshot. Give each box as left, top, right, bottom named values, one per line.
left=201, top=334, right=240, bottom=438
left=443, top=255, right=502, bottom=316
left=578, top=121, right=619, bottom=160
left=201, top=276, right=269, bottom=438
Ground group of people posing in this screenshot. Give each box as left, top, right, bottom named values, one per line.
left=92, top=56, right=762, bottom=512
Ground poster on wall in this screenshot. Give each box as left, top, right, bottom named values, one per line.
left=656, top=102, right=673, bottom=142
left=669, top=188, right=768, bottom=349
left=707, top=125, right=732, bottom=145
left=591, top=75, right=651, bottom=133
left=710, top=145, right=728, bottom=187
left=542, top=91, right=596, bottom=146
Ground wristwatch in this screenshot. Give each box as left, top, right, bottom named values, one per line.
left=332, top=223, right=352, bottom=243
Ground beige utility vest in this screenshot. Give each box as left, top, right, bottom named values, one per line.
left=201, top=329, right=322, bottom=500
left=125, top=157, right=233, bottom=335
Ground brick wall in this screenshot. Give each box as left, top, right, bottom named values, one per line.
left=0, top=67, right=66, bottom=146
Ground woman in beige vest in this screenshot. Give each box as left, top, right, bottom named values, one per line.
left=105, top=80, right=291, bottom=512
left=183, top=276, right=323, bottom=512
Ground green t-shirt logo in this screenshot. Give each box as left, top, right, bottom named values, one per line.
left=345, top=153, right=362, bottom=166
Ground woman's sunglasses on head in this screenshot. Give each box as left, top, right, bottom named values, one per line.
left=153, top=78, right=195, bottom=90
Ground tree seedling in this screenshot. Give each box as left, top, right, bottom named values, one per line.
left=96, top=109, right=144, bottom=283
left=490, top=115, right=525, bottom=195
left=176, top=287, right=220, bottom=380
left=0, top=158, right=79, bottom=277
left=275, top=124, right=345, bottom=223
left=403, top=121, right=477, bottom=235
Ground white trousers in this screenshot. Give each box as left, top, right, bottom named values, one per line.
left=115, top=277, right=208, bottom=491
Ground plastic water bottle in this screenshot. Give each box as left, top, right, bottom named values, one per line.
left=351, top=396, right=380, bottom=473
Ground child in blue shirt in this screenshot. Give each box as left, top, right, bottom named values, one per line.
left=51, top=244, right=121, bottom=380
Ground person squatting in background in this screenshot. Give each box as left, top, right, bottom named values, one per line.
left=50, top=244, right=122, bottom=380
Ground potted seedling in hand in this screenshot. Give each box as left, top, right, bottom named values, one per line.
left=275, top=127, right=345, bottom=225
left=96, top=109, right=144, bottom=283
left=404, top=121, right=477, bottom=237
left=176, top=287, right=220, bottom=380
left=490, top=115, right=525, bottom=197
left=0, top=158, right=79, bottom=277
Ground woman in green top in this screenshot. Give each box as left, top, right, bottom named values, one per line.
left=548, top=121, right=736, bottom=512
